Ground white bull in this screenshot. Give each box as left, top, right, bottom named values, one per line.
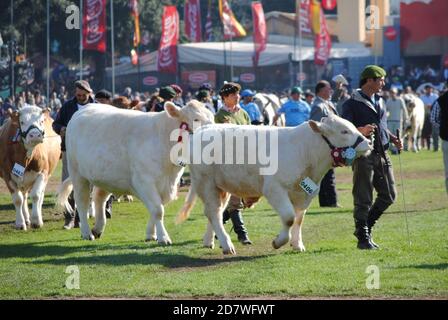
left=176, top=114, right=372, bottom=254
left=57, top=100, right=214, bottom=243
left=404, top=94, right=425, bottom=152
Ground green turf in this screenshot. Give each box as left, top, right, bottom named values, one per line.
left=0, top=150, right=446, bottom=299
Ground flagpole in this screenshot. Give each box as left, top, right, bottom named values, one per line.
left=298, top=0, right=303, bottom=88
left=46, top=0, right=50, bottom=102
left=10, top=0, right=14, bottom=97
left=111, top=0, right=115, bottom=96
left=230, top=32, right=233, bottom=82
left=80, top=0, right=83, bottom=80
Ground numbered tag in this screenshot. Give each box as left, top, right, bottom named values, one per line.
left=12, top=163, right=25, bottom=178
left=299, top=177, right=319, bottom=196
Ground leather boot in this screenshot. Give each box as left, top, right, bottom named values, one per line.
left=105, top=196, right=113, bottom=219
left=354, top=219, right=377, bottom=250
left=230, top=210, right=252, bottom=245
left=367, top=210, right=383, bottom=249
left=222, top=209, right=230, bottom=224
left=63, top=210, right=75, bottom=230
left=63, top=192, right=77, bottom=229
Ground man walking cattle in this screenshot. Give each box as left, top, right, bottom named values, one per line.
left=53, top=80, right=94, bottom=229
left=342, top=65, right=403, bottom=250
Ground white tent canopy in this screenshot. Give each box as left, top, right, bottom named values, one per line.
left=106, top=40, right=371, bottom=77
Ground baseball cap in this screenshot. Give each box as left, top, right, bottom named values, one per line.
left=291, top=86, right=303, bottom=95
left=241, top=89, right=255, bottom=98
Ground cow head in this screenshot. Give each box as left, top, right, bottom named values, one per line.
left=309, top=114, right=372, bottom=166
left=164, top=100, right=214, bottom=132
left=11, top=105, right=49, bottom=148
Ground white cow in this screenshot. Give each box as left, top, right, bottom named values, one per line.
left=404, top=94, right=425, bottom=152
left=57, top=100, right=214, bottom=243
left=253, top=93, right=285, bottom=126
left=176, top=114, right=372, bottom=254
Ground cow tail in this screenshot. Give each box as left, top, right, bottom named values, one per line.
left=175, top=185, right=197, bottom=224
left=55, top=178, right=74, bottom=214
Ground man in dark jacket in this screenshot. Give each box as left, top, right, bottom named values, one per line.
left=431, top=90, right=448, bottom=193
left=310, top=80, right=340, bottom=208
left=53, top=80, right=94, bottom=229
left=342, top=66, right=402, bottom=250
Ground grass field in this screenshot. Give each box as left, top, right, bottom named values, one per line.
left=0, top=150, right=446, bottom=299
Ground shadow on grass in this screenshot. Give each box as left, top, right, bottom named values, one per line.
left=26, top=251, right=270, bottom=269
left=398, top=263, right=448, bottom=270
left=0, top=239, right=193, bottom=258
left=0, top=202, right=55, bottom=212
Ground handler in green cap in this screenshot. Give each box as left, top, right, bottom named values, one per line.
left=341, top=65, right=403, bottom=250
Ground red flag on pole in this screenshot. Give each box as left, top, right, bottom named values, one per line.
left=252, top=2, right=267, bottom=68
left=204, top=0, right=213, bottom=41
left=130, top=0, right=140, bottom=47
left=219, top=0, right=247, bottom=40
left=82, top=0, right=107, bottom=53
left=314, top=8, right=331, bottom=65
left=184, top=0, right=202, bottom=42
left=157, top=6, right=179, bottom=74
left=296, top=0, right=312, bottom=36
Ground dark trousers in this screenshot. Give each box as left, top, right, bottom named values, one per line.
left=319, top=169, right=338, bottom=206
left=352, top=152, right=397, bottom=223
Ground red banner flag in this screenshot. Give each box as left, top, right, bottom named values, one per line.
left=129, top=0, right=140, bottom=47
left=82, top=0, right=107, bottom=53
left=252, top=2, right=267, bottom=67
left=296, top=0, right=312, bottom=36
left=184, top=0, right=202, bottom=42
left=204, top=0, right=213, bottom=41
left=158, top=6, right=179, bottom=74
left=314, top=8, right=331, bottom=65
left=219, top=0, right=247, bottom=40
left=400, top=0, right=448, bottom=49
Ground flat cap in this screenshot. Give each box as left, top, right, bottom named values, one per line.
left=75, top=80, right=93, bottom=93
left=159, top=86, right=177, bottom=100
left=360, top=65, right=387, bottom=80
left=95, top=89, right=112, bottom=100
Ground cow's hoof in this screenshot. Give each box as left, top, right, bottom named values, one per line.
left=31, top=223, right=43, bottom=229
left=145, top=235, right=157, bottom=242
left=15, top=224, right=27, bottom=231
left=292, top=244, right=306, bottom=252
left=203, top=243, right=215, bottom=249
left=157, top=238, right=172, bottom=246
left=81, top=234, right=95, bottom=241
left=91, top=229, right=102, bottom=239
left=222, top=246, right=236, bottom=255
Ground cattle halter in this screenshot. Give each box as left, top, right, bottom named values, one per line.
left=321, top=135, right=365, bottom=167
left=177, top=122, right=190, bottom=143
left=19, top=124, right=45, bottom=141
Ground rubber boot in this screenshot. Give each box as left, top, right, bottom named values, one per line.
left=354, top=219, right=377, bottom=250
left=230, top=210, right=252, bottom=245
